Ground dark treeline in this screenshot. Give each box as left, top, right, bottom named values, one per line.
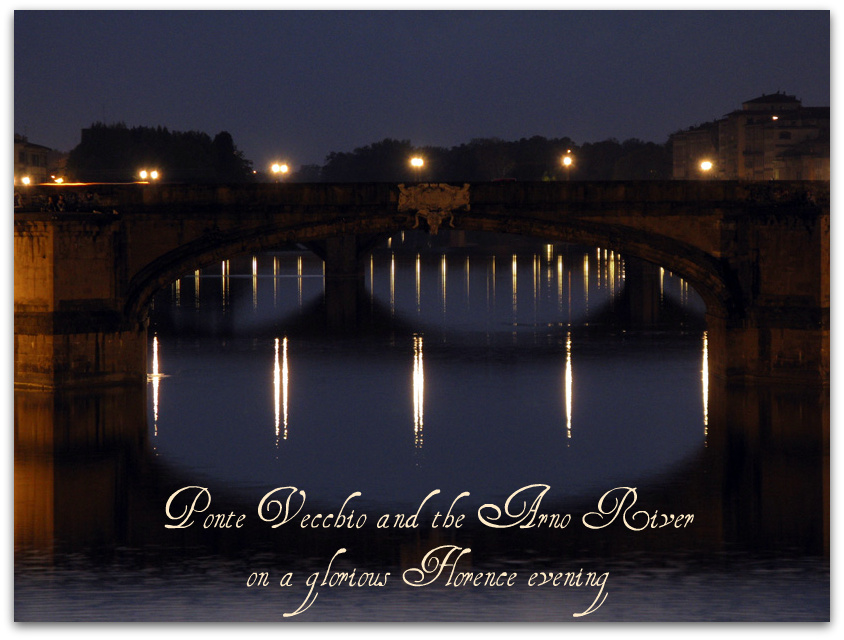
left=65, top=123, right=671, bottom=183
left=295, top=136, right=672, bottom=182
left=66, top=122, right=255, bottom=183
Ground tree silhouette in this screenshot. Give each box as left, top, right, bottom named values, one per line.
left=322, top=138, right=415, bottom=182
left=66, top=123, right=254, bottom=183
left=312, top=135, right=669, bottom=182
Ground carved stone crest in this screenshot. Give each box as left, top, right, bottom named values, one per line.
left=397, top=183, right=470, bottom=234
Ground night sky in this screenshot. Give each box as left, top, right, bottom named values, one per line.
left=13, top=9, right=831, bottom=171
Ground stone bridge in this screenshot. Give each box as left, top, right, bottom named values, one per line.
left=14, top=180, right=829, bottom=388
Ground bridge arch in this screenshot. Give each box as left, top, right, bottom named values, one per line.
left=453, top=216, right=736, bottom=320
left=124, top=211, right=736, bottom=328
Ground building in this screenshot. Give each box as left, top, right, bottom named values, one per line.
left=670, top=122, right=718, bottom=180
left=14, top=134, right=67, bottom=184
left=670, top=93, right=830, bottom=180
left=776, top=136, right=830, bottom=181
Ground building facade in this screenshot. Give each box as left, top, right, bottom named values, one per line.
left=670, top=122, right=719, bottom=179
left=14, top=134, right=67, bottom=185
left=670, top=93, right=830, bottom=180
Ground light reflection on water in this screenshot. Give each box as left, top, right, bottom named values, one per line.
left=14, top=232, right=828, bottom=621
left=145, top=237, right=708, bottom=508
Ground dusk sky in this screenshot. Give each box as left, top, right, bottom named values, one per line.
left=13, top=8, right=831, bottom=171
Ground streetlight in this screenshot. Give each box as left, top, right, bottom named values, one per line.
left=410, top=156, right=424, bottom=181
left=271, top=162, right=290, bottom=181
left=562, top=150, right=573, bottom=181
left=699, top=160, right=714, bottom=179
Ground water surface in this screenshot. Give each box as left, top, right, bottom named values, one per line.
left=14, top=232, right=829, bottom=621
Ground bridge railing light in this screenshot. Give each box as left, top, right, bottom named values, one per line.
left=271, top=163, right=290, bottom=181
left=562, top=150, right=574, bottom=180
left=410, top=156, right=425, bottom=181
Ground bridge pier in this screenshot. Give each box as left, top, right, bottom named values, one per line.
left=323, top=235, right=365, bottom=328
left=14, top=217, right=147, bottom=389
left=14, top=322, right=147, bottom=389
left=309, top=234, right=378, bottom=330
left=706, top=312, right=829, bottom=386
left=708, top=201, right=829, bottom=387
left=618, top=257, right=662, bottom=325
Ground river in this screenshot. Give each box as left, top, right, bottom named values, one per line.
left=14, top=231, right=829, bottom=621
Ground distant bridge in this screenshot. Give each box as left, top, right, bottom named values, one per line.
left=14, top=180, right=829, bottom=388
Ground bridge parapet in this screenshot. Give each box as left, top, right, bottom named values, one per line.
left=14, top=180, right=828, bottom=212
